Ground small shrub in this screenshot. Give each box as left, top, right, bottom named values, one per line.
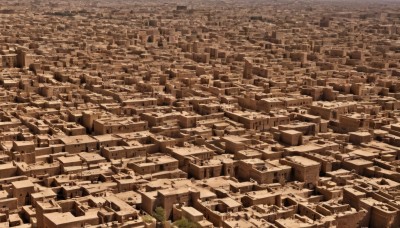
left=153, top=207, right=166, bottom=223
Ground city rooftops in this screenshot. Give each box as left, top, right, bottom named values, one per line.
left=60, top=135, right=97, bottom=145
left=12, top=180, right=34, bottom=189
left=283, top=156, right=320, bottom=167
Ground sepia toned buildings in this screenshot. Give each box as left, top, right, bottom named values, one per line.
left=0, top=0, right=399, bottom=227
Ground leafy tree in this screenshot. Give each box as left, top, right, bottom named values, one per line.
left=173, top=217, right=199, bottom=228
left=142, top=215, right=154, bottom=223
left=153, top=207, right=166, bottom=223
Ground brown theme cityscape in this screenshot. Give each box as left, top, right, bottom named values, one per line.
left=0, top=0, right=399, bottom=227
